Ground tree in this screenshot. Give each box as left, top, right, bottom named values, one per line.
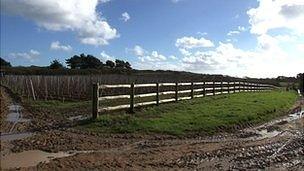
left=49, top=59, right=64, bottom=69
left=105, top=60, right=115, bottom=68
left=115, top=59, right=132, bottom=69
left=115, top=59, right=125, bottom=68
left=66, top=54, right=102, bottom=69
left=85, top=54, right=103, bottom=69
left=0, top=57, right=11, bottom=67
left=125, top=61, right=132, bottom=69
left=66, top=55, right=81, bottom=69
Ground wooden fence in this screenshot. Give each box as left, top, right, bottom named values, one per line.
left=92, top=81, right=274, bottom=119
left=0, top=75, right=278, bottom=101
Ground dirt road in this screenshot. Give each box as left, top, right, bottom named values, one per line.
left=1, top=87, right=303, bottom=170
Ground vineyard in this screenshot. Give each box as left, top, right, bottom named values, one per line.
left=0, top=74, right=277, bottom=101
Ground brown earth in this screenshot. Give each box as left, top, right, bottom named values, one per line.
left=1, top=87, right=13, bottom=133
left=1, top=86, right=303, bottom=170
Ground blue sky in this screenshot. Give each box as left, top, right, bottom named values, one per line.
left=1, top=0, right=303, bottom=78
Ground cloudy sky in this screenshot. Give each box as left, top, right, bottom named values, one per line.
left=1, top=0, right=303, bottom=78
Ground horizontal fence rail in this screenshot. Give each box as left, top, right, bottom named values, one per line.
left=0, top=75, right=277, bottom=102
left=92, top=81, right=275, bottom=119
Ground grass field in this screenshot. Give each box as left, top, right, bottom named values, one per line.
left=24, top=99, right=91, bottom=118
left=80, top=90, right=298, bottom=135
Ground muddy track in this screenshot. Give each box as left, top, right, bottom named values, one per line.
left=1, top=87, right=303, bottom=170
left=9, top=112, right=303, bottom=170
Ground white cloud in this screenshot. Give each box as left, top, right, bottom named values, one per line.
left=1, top=0, right=119, bottom=46
left=297, top=44, right=304, bottom=53
left=227, top=26, right=247, bottom=36
left=9, top=49, right=40, bottom=62
left=227, top=30, right=240, bottom=36
left=148, top=51, right=166, bottom=61
left=180, top=42, right=255, bottom=72
left=50, top=41, right=72, bottom=51
left=238, top=26, right=246, bottom=32
left=121, top=12, right=130, bottom=22
left=126, top=45, right=146, bottom=57
left=127, top=45, right=177, bottom=71
left=179, top=48, right=191, bottom=56
left=139, top=51, right=166, bottom=62
left=178, top=34, right=304, bottom=78
left=197, top=32, right=208, bottom=36
left=175, top=36, right=214, bottom=49
left=169, top=55, right=177, bottom=60
left=128, top=45, right=167, bottom=62
left=175, top=0, right=303, bottom=77
left=100, top=51, right=115, bottom=62
left=247, top=0, right=304, bottom=35
left=134, top=61, right=182, bottom=71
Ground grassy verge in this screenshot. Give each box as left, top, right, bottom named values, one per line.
left=80, top=90, right=297, bottom=135
left=24, top=99, right=91, bottom=117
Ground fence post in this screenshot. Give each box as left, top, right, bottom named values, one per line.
left=203, top=81, right=206, bottom=96
left=175, top=82, right=178, bottom=102
left=248, top=83, right=250, bottom=92
left=213, top=81, right=215, bottom=96
left=130, top=82, right=135, bottom=113
left=29, top=78, right=36, bottom=101
left=45, top=77, right=48, bottom=101
left=156, top=83, right=159, bottom=106
left=221, top=81, right=223, bottom=94
left=191, top=82, right=194, bottom=99
left=228, top=82, right=230, bottom=94
left=239, top=82, right=241, bottom=92
left=249, top=83, right=252, bottom=92
left=92, top=83, right=99, bottom=119
left=233, top=82, right=236, bottom=93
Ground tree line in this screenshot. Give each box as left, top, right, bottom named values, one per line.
left=0, top=54, right=132, bottom=70
left=51, top=53, right=132, bottom=70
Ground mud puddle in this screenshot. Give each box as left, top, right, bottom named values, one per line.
left=1, top=103, right=34, bottom=142
left=5, top=104, right=31, bottom=133
left=1, top=150, right=95, bottom=169
left=1, top=150, right=73, bottom=169
left=243, top=110, right=304, bottom=140
left=1, top=132, right=33, bottom=141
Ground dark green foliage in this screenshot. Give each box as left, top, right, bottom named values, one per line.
left=66, top=54, right=103, bottom=69
left=105, top=60, right=115, bottom=68
left=115, top=59, right=132, bottom=69
left=0, top=57, right=11, bottom=67
left=49, top=59, right=64, bottom=69
left=66, top=55, right=81, bottom=69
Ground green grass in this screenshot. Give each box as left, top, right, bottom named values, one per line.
left=80, top=90, right=298, bottom=135
left=25, top=99, right=91, bottom=117
left=27, top=100, right=91, bottom=109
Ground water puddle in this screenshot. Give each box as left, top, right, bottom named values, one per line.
left=9, top=105, right=21, bottom=112
left=6, top=112, right=31, bottom=123
left=241, top=110, right=303, bottom=141
left=254, top=129, right=281, bottom=140
left=0, top=150, right=74, bottom=169
left=4, top=104, right=32, bottom=134
left=1, top=132, right=33, bottom=141
left=1, top=150, right=95, bottom=169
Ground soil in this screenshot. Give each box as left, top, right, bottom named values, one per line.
left=1, top=86, right=303, bottom=170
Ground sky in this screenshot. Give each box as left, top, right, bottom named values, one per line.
left=0, top=0, right=303, bottom=78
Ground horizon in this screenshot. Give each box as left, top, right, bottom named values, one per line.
left=1, top=0, right=303, bottom=78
